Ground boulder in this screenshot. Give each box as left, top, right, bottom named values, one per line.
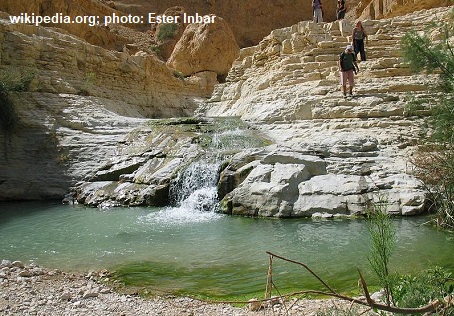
left=153, top=6, right=187, bottom=60
left=167, top=15, right=240, bottom=76
left=220, top=146, right=328, bottom=217
left=219, top=146, right=428, bottom=217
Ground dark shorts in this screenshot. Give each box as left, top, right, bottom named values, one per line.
left=337, top=10, right=346, bottom=19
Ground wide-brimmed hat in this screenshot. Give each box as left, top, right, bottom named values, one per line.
left=346, top=45, right=354, bottom=51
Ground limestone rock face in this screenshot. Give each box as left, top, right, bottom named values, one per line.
left=74, top=123, right=202, bottom=207
left=358, top=0, right=452, bottom=20
left=167, top=16, right=240, bottom=76
left=219, top=144, right=427, bottom=217
left=0, top=13, right=210, bottom=200
left=0, top=0, right=129, bottom=50
left=200, top=7, right=454, bottom=216
left=153, top=6, right=187, bottom=60
left=115, top=0, right=338, bottom=48
left=0, top=14, right=210, bottom=112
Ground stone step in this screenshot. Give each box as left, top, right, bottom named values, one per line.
left=367, top=39, right=400, bottom=47
left=367, top=50, right=402, bottom=58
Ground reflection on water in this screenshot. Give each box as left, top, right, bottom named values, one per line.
left=0, top=201, right=453, bottom=298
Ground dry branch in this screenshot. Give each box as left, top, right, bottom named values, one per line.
left=265, top=251, right=444, bottom=315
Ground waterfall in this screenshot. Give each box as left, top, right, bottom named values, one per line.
left=163, top=127, right=255, bottom=219
left=139, top=153, right=223, bottom=225
left=169, top=159, right=221, bottom=213
left=140, top=120, right=269, bottom=225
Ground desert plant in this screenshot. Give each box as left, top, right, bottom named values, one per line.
left=401, top=7, right=454, bottom=230
left=0, top=70, right=35, bottom=132
left=393, top=267, right=454, bottom=315
left=78, top=71, right=96, bottom=96
left=150, top=44, right=161, bottom=55
left=173, top=70, right=185, bottom=80
left=411, top=144, right=454, bottom=229
left=157, top=23, right=178, bottom=42
left=366, top=198, right=396, bottom=306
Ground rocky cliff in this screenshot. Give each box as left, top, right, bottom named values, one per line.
left=73, top=6, right=453, bottom=217
left=104, top=0, right=451, bottom=48
left=357, top=0, right=452, bottom=20
left=1, top=0, right=453, bottom=217
left=0, top=0, right=130, bottom=50
left=109, top=0, right=338, bottom=47
left=198, top=6, right=453, bottom=217
left=0, top=11, right=212, bottom=200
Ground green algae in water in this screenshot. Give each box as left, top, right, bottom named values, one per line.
left=111, top=261, right=368, bottom=300
left=112, top=261, right=268, bottom=298
left=2, top=203, right=454, bottom=301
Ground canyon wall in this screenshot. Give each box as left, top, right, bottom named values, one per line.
left=111, top=0, right=338, bottom=47
left=0, top=0, right=130, bottom=50
left=199, top=6, right=453, bottom=217
left=0, top=12, right=209, bottom=200
left=357, top=0, right=452, bottom=20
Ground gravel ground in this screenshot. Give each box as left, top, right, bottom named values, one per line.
left=0, top=260, right=374, bottom=316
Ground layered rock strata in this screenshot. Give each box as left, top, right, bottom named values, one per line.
left=200, top=6, right=454, bottom=217
left=0, top=13, right=210, bottom=200
left=0, top=0, right=129, bottom=50
left=1, top=2, right=452, bottom=217
left=111, top=0, right=339, bottom=47
left=358, top=0, right=452, bottom=20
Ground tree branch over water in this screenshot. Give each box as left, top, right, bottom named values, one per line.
left=264, top=251, right=445, bottom=315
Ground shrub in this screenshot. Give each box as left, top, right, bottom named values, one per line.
left=393, top=267, right=454, bottom=315
left=157, top=23, right=178, bottom=42
left=401, top=7, right=454, bottom=230
left=0, top=70, right=35, bottom=132
left=366, top=197, right=396, bottom=306
left=173, top=70, right=185, bottom=80
left=78, top=71, right=96, bottom=96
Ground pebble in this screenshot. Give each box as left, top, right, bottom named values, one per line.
left=0, top=259, right=375, bottom=315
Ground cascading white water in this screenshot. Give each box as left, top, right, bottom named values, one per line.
left=141, top=123, right=268, bottom=225
left=141, top=158, right=222, bottom=225
left=169, top=159, right=221, bottom=213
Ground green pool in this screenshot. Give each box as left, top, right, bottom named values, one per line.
left=1, top=201, right=453, bottom=299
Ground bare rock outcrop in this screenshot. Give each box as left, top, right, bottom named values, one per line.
left=152, top=6, right=186, bottom=60
left=0, top=13, right=210, bottom=201
left=0, top=13, right=209, bottom=112
left=358, top=0, right=452, bottom=20
left=0, top=0, right=130, bottom=51
left=110, top=0, right=338, bottom=47
left=167, top=15, right=240, bottom=77
left=200, top=6, right=454, bottom=216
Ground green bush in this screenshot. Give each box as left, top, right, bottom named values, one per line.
left=173, top=70, right=185, bottom=80
left=157, top=23, right=178, bottom=42
left=0, top=70, right=35, bottom=132
left=366, top=198, right=396, bottom=306
left=363, top=199, right=454, bottom=313
left=78, top=71, right=96, bottom=96
left=393, top=267, right=454, bottom=315
left=401, top=7, right=454, bottom=230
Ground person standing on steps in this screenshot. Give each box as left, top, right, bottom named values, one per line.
left=339, top=44, right=359, bottom=97
left=352, top=21, right=368, bottom=61
left=312, top=0, right=323, bottom=23
left=336, top=0, right=346, bottom=20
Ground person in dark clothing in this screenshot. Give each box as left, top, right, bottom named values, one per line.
left=351, top=21, right=368, bottom=61
left=312, top=0, right=323, bottom=23
left=336, top=0, right=346, bottom=20
left=339, top=44, right=359, bottom=97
